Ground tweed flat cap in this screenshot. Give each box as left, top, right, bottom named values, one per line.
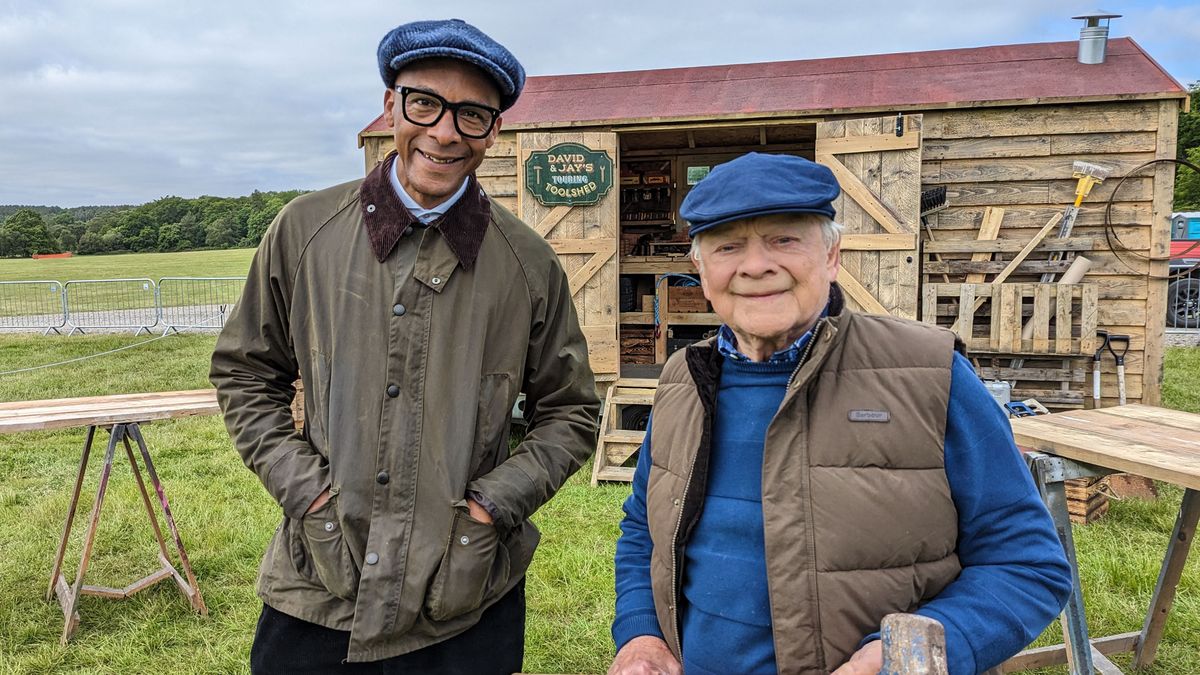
left=680, top=153, right=840, bottom=237
left=378, top=19, right=525, bottom=111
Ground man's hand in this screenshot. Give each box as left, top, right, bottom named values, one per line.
left=831, top=640, right=882, bottom=675
left=304, top=488, right=331, bottom=515
left=608, top=636, right=682, bottom=675
left=466, top=497, right=494, bottom=525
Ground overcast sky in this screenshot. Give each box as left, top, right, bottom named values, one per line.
left=2, top=1, right=1196, bottom=207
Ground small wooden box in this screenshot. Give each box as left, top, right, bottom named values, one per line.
left=668, top=286, right=708, bottom=313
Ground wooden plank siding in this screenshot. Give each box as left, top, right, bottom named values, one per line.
left=361, top=97, right=1171, bottom=406
left=921, top=100, right=1171, bottom=407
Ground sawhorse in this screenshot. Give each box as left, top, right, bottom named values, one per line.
left=47, top=421, right=208, bottom=644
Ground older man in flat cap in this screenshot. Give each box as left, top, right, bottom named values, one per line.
left=608, top=153, right=1072, bottom=675
left=211, top=18, right=599, bottom=673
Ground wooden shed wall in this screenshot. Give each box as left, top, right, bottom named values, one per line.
left=360, top=96, right=1178, bottom=406
left=919, top=99, right=1177, bottom=407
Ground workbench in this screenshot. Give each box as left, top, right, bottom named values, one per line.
left=0, top=390, right=219, bottom=644
left=1005, top=404, right=1199, bottom=674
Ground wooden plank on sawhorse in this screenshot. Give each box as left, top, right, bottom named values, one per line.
left=591, top=378, right=657, bottom=485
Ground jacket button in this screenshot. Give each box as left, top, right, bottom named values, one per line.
left=376, top=471, right=390, bottom=485
left=459, top=535, right=470, bottom=545
left=672, top=498, right=680, bottom=507
left=365, top=552, right=379, bottom=565
left=402, top=225, right=414, bottom=237
left=366, top=204, right=376, bottom=213
left=386, top=384, right=400, bottom=398
left=392, top=304, right=406, bottom=316
left=323, top=521, right=335, bottom=532
left=431, top=277, right=441, bottom=285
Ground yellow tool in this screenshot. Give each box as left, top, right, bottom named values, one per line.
left=1042, top=160, right=1112, bottom=282
left=1070, top=160, right=1110, bottom=207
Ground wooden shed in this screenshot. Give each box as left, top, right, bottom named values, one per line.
left=359, top=38, right=1188, bottom=426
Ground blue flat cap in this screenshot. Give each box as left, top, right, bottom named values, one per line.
left=378, top=19, right=526, bottom=111
left=680, top=153, right=840, bottom=237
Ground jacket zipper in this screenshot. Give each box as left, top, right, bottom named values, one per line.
left=669, top=319, right=827, bottom=657
left=786, top=318, right=826, bottom=390
left=669, top=444, right=695, bottom=658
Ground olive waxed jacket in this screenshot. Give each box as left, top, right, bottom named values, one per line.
left=210, top=159, right=599, bottom=662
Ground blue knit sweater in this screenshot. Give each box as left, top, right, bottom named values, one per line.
left=612, top=350, right=1072, bottom=674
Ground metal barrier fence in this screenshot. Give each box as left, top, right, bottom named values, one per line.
left=63, top=278, right=161, bottom=335
left=157, top=277, right=245, bottom=335
left=0, top=280, right=68, bottom=334
left=0, top=277, right=247, bottom=335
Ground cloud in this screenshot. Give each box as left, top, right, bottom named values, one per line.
left=0, top=0, right=1193, bottom=206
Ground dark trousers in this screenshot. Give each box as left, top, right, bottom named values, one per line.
left=250, top=580, right=525, bottom=675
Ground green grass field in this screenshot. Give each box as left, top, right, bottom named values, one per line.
left=0, top=335, right=1197, bottom=673
left=0, top=249, right=255, bottom=283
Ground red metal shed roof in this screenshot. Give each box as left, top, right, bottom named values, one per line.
left=360, top=38, right=1186, bottom=135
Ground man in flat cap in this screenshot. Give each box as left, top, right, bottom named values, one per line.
left=608, top=153, right=1072, bottom=675
left=211, top=18, right=599, bottom=673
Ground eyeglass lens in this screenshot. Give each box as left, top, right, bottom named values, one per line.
left=402, top=88, right=496, bottom=138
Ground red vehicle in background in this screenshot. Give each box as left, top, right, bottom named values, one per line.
left=1169, top=212, right=1200, bottom=328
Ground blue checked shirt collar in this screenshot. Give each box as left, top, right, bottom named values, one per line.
left=716, top=302, right=830, bottom=363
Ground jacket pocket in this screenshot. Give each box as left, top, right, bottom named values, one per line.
left=424, top=502, right=511, bottom=621
left=297, top=496, right=360, bottom=601
left=469, top=373, right=516, bottom=480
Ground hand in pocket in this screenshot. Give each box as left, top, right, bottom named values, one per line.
left=300, top=497, right=361, bottom=601
left=424, top=503, right=510, bottom=621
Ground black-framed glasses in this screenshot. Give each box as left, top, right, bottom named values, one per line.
left=395, top=86, right=500, bottom=139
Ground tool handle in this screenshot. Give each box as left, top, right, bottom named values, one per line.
left=881, top=613, right=948, bottom=675
left=1093, top=365, right=1102, bottom=405
left=1117, top=366, right=1127, bottom=406
left=1106, top=334, right=1130, bottom=365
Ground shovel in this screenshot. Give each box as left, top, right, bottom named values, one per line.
left=1092, top=329, right=1110, bottom=409
left=1106, top=334, right=1131, bottom=406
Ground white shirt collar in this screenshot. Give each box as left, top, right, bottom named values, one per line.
left=389, top=159, right=470, bottom=224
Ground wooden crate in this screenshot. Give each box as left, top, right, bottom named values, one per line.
left=1065, top=477, right=1109, bottom=525
left=668, top=286, right=709, bottom=313
left=621, top=327, right=655, bottom=365
left=620, top=232, right=643, bottom=256
left=922, top=282, right=1097, bottom=356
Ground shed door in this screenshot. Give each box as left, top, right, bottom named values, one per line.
left=815, top=115, right=923, bottom=319
left=517, top=131, right=619, bottom=381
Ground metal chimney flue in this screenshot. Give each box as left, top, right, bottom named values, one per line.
left=1073, top=11, right=1122, bottom=64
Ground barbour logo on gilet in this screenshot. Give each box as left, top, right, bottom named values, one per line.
left=848, top=409, right=891, bottom=423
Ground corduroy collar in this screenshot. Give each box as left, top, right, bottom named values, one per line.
left=359, top=151, right=492, bottom=269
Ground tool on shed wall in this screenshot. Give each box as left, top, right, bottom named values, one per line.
left=1041, top=161, right=1111, bottom=283
left=1092, top=329, right=1110, bottom=409
left=1106, top=334, right=1131, bottom=406
left=920, top=187, right=951, bottom=284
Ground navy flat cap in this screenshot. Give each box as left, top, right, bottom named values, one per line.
left=680, top=153, right=840, bottom=237
left=378, top=19, right=526, bottom=111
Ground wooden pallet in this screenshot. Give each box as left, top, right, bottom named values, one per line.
left=922, top=282, right=1098, bottom=356
left=591, top=378, right=657, bottom=485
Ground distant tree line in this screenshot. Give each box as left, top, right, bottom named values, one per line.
left=1175, top=82, right=1200, bottom=212
left=0, top=190, right=305, bottom=258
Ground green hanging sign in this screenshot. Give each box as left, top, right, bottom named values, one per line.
left=524, top=142, right=614, bottom=206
